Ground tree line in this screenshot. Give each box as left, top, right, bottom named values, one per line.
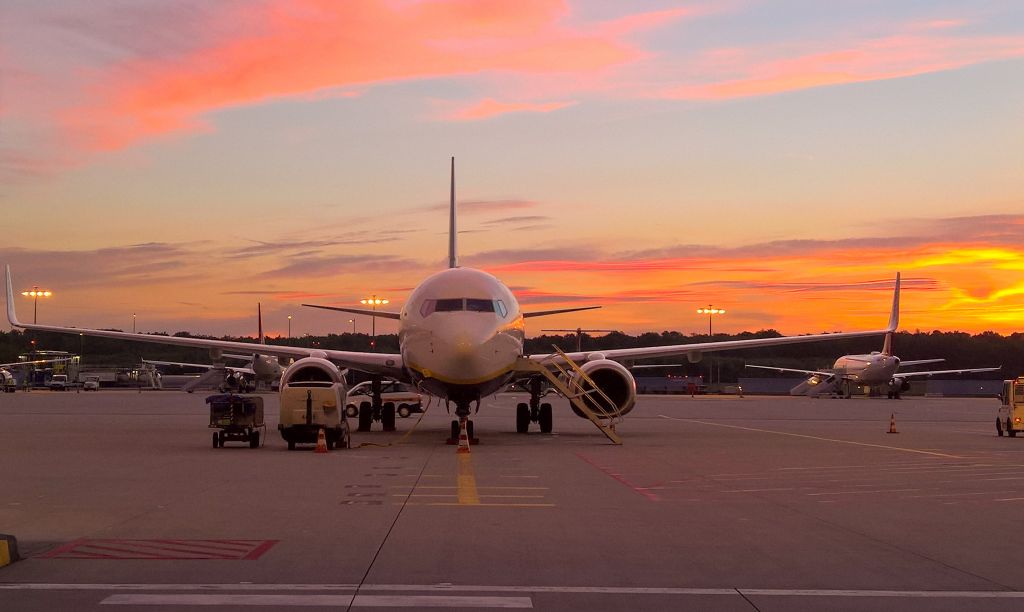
left=2, top=328, right=1020, bottom=382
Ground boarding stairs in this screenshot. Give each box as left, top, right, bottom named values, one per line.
left=790, top=373, right=840, bottom=397
left=515, top=346, right=623, bottom=445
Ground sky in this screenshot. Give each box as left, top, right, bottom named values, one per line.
left=2, top=0, right=1023, bottom=339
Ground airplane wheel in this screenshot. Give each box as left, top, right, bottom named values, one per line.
left=358, top=403, right=373, bottom=432
left=467, top=420, right=475, bottom=441
left=287, top=440, right=296, bottom=450
left=249, top=430, right=259, bottom=448
left=516, top=403, right=530, bottom=433
left=539, top=403, right=553, bottom=433
left=1008, top=419, right=1017, bottom=438
left=398, top=404, right=411, bottom=418
left=450, top=420, right=460, bottom=441
left=212, top=432, right=219, bottom=448
left=345, top=405, right=358, bottom=418
left=997, top=418, right=1004, bottom=437
left=382, top=403, right=397, bottom=431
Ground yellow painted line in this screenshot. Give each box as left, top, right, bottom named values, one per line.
left=659, top=415, right=962, bottom=459
left=391, top=486, right=548, bottom=490
left=457, top=454, right=480, bottom=505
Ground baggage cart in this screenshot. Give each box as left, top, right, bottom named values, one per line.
left=207, top=394, right=265, bottom=448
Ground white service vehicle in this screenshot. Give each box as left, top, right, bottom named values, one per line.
left=82, top=376, right=100, bottom=391
left=997, top=377, right=1024, bottom=437
left=48, top=374, right=68, bottom=391
left=277, top=358, right=349, bottom=450
left=345, top=380, right=423, bottom=419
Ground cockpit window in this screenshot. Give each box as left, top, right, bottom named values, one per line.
left=419, top=298, right=509, bottom=317
left=466, top=299, right=494, bottom=313
left=436, top=298, right=464, bottom=312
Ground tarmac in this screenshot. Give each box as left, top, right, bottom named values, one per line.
left=2, top=389, right=1024, bottom=611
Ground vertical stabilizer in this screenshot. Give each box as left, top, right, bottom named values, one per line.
left=258, top=303, right=265, bottom=346
left=448, top=157, right=458, bottom=269
left=886, top=272, right=900, bottom=334
left=881, top=332, right=893, bottom=356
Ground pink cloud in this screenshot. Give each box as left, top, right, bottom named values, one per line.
left=444, top=98, right=576, bottom=121
left=60, top=0, right=643, bottom=151
left=669, top=31, right=1024, bottom=100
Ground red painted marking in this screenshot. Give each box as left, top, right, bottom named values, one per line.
left=38, top=539, right=278, bottom=560
left=576, top=453, right=662, bottom=502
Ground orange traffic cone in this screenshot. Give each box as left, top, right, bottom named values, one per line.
left=456, top=418, right=471, bottom=454
left=315, top=428, right=329, bottom=453
left=887, top=413, right=898, bottom=434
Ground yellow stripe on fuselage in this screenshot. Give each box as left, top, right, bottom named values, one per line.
left=407, top=361, right=516, bottom=386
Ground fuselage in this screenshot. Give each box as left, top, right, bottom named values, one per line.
left=398, top=267, right=525, bottom=404
left=833, top=352, right=900, bottom=385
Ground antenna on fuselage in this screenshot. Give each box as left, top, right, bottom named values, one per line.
left=448, top=156, right=458, bottom=269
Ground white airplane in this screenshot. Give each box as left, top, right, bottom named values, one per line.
left=5, top=158, right=900, bottom=441
left=747, top=298, right=1000, bottom=399
left=142, top=304, right=284, bottom=392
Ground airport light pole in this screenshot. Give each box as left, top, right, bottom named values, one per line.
left=697, top=306, right=725, bottom=386
left=132, top=313, right=136, bottom=334
left=21, top=287, right=52, bottom=325
left=348, top=319, right=355, bottom=334
left=287, top=315, right=292, bottom=341
left=360, top=296, right=388, bottom=350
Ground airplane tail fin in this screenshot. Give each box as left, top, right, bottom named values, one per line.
left=4, top=265, right=20, bottom=327
left=448, top=156, right=458, bottom=269
left=258, top=303, right=265, bottom=346
left=882, top=332, right=893, bottom=356
left=886, top=272, right=900, bottom=334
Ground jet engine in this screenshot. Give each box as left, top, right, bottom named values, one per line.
left=568, top=359, right=637, bottom=419
left=888, top=378, right=911, bottom=393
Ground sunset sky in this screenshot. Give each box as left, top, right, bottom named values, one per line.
left=2, top=1, right=1022, bottom=339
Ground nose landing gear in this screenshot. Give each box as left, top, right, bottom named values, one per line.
left=446, top=400, right=479, bottom=446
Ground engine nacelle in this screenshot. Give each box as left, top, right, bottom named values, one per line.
left=568, top=359, right=637, bottom=419
left=888, top=378, right=911, bottom=392
left=278, top=357, right=349, bottom=449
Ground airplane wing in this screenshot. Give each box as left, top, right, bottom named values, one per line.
left=6, top=266, right=406, bottom=381
left=745, top=364, right=836, bottom=377
left=0, top=358, right=74, bottom=366
left=525, top=272, right=901, bottom=368
left=142, top=359, right=255, bottom=375
left=893, top=366, right=1001, bottom=381
left=301, top=303, right=401, bottom=320
left=899, top=359, right=945, bottom=367
left=523, top=306, right=601, bottom=318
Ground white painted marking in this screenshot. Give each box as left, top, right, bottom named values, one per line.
left=995, top=497, right=1024, bottom=502
left=719, top=488, right=795, bottom=493
left=101, top=594, right=533, bottom=607
left=660, top=415, right=962, bottom=458
left=6, top=583, right=1024, bottom=600
left=806, top=489, right=921, bottom=496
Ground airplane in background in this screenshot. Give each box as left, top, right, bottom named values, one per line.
left=142, top=304, right=285, bottom=392
left=746, top=310, right=1000, bottom=399
left=5, top=158, right=900, bottom=442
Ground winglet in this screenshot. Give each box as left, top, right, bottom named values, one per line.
left=887, top=272, right=900, bottom=333
left=5, top=265, right=21, bottom=327
left=448, top=156, right=458, bottom=269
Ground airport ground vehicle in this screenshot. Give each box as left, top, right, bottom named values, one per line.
left=1, top=369, right=15, bottom=392
left=48, top=374, right=68, bottom=391
left=278, top=360, right=349, bottom=450
left=997, top=377, right=1024, bottom=437
left=345, top=380, right=423, bottom=420
left=207, top=394, right=264, bottom=448
left=82, top=376, right=100, bottom=391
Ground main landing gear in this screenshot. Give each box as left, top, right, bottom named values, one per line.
left=356, top=376, right=397, bottom=433
left=446, top=400, right=479, bottom=445
left=516, top=377, right=553, bottom=434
